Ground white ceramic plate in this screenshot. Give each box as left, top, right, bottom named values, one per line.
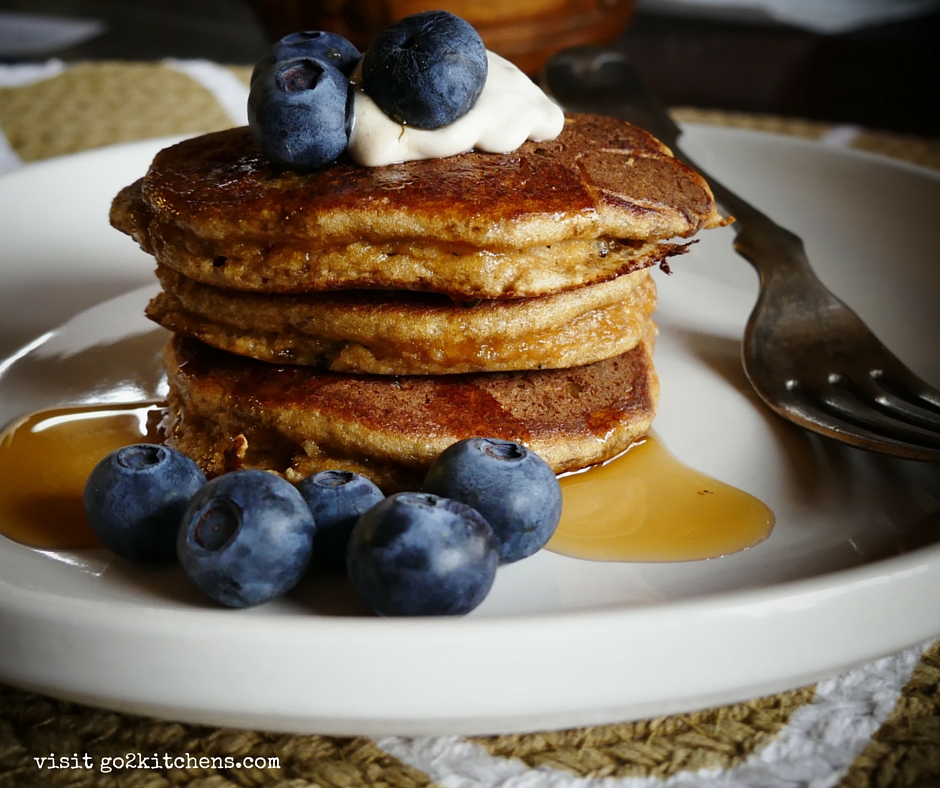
left=1, top=128, right=939, bottom=736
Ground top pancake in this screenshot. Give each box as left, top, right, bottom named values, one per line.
left=111, top=114, right=720, bottom=298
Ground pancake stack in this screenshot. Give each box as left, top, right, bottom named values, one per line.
left=111, top=113, right=721, bottom=491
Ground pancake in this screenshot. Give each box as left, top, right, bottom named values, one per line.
left=121, top=204, right=686, bottom=299
left=111, top=113, right=719, bottom=299
left=164, top=329, right=659, bottom=492
left=147, top=265, right=657, bottom=374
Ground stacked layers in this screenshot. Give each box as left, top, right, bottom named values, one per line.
left=111, top=113, right=721, bottom=491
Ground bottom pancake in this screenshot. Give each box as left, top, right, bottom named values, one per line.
left=164, top=329, right=659, bottom=492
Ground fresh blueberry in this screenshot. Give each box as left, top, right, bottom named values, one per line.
left=248, top=56, right=351, bottom=170
left=423, top=438, right=562, bottom=564
left=251, top=31, right=361, bottom=84
left=296, top=470, right=384, bottom=569
left=347, top=492, right=498, bottom=616
left=177, top=470, right=316, bottom=608
left=361, top=10, right=487, bottom=129
left=83, top=444, right=206, bottom=562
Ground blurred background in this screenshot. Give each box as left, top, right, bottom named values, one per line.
left=0, top=0, right=937, bottom=136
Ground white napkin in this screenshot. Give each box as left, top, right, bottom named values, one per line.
left=0, top=11, right=104, bottom=58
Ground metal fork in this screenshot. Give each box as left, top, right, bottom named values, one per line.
left=542, top=46, right=940, bottom=462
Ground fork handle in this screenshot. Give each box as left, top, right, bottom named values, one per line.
left=681, top=165, right=817, bottom=284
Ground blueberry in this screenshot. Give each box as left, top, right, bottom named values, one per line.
left=347, top=492, right=498, bottom=616
left=83, top=444, right=206, bottom=562
left=423, top=438, right=562, bottom=564
left=251, top=31, right=360, bottom=84
left=361, top=10, right=487, bottom=129
left=296, top=470, right=384, bottom=569
left=248, top=56, right=351, bottom=170
left=177, top=470, right=316, bottom=608
left=276, top=30, right=360, bottom=74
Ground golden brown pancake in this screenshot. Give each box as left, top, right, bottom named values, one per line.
left=164, top=330, right=659, bottom=492
left=111, top=114, right=718, bottom=299
left=148, top=266, right=657, bottom=374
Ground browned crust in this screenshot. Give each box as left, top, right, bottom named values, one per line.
left=164, top=331, right=659, bottom=491
left=110, top=114, right=718, bottom=278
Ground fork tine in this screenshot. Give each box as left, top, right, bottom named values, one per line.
left=854, top=375, right=940, bottom=432
left=778, top=385, right=940, bottom=461
left=872, top=366, right=940, bottom=413
left=815, top=385, right=940, bottom=449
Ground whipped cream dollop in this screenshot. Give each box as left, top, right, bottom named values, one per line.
left=347, top=52, right=565, bottom=167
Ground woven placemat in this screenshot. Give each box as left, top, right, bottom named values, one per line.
left=1, top=60, right=939, bottom=788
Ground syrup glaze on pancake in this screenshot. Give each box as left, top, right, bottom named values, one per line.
left=110, top=113, right=718, bottom=298
left=148, top=266, right=657, bottom=374
left=135, top=114, right=718, bottom=245
left=164, top=332, right=659, bottom=492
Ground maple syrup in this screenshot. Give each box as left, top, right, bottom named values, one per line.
left=0, top=403, right=164, bottom=549
left=549, top=434, right=774, bottom=561
left=0, top=405, right=773, bottom=561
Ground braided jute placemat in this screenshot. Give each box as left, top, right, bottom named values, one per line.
left=1, top=60, right=940, bottom=788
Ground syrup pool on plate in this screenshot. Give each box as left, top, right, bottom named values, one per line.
left=549, top=433, right=774, bottom=561
left=0, top=403, right=773, bottom=560
left=0, top=402, right=164, bottom=549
